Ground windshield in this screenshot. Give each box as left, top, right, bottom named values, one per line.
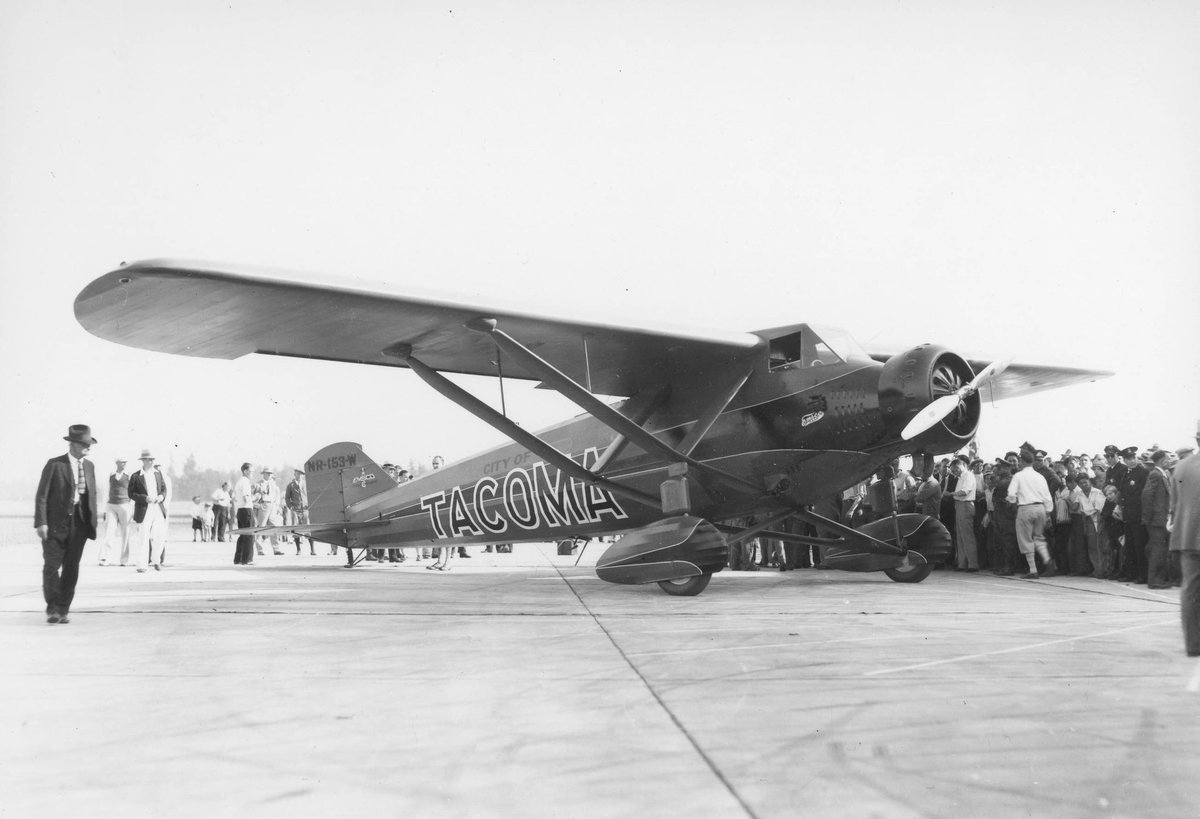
left=768, top=324, right=870, bottom=370
left=807, top=324, right=871, bottom=364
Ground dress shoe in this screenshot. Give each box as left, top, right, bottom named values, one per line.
left=153, top=563, right=162, bottom=571
left=460, top=553, right=472, bottom=558
left=1147, top=584, right=1171, bottom=590
left=47, top=613, right=60, bottom=624
left=137, top=568, right=147, bottom=573
left=57, top=614, right=70, bottom=624
left=965, top=568, right=979, bottom=573
left=1020, top=572, right=1040, bottom=579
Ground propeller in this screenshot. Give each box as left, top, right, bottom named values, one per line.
left=901, top=358, right=1012, bottom=440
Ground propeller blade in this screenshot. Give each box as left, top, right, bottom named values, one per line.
left=901, top=393, right=963, bottom=440
left=966, top=357, right=1012, bottom=393
left=901, top=357, right=1014, bottom=440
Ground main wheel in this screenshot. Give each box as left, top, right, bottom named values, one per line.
left=657, top=573, right=712, bottom=596
left=884, top=562, right=933, bottom=583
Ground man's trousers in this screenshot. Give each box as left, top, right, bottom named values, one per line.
left=42, top=506, right=89, bottom=615
left=100, top=501, right=132, bottom=565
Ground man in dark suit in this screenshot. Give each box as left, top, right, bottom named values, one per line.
left=1142, top=449, right=1173, bottom=588
left=34, top=424, right=99, bottom=624
left=1118, top=446, right=1149, bottom=584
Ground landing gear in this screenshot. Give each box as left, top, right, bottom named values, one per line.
left=656, top=573, right=712, bottom=596
left=884, top=561, right=933, bottom=583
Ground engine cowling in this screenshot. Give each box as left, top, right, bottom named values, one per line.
left=878, top=345, right=980, bottom=449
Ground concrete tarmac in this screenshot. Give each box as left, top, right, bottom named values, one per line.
left=3, top=534, right=1198, bottom=819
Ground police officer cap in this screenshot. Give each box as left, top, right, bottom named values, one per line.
left=1103, top=445, right=1119, bottom=455
left=1019, top=441, right=1036, bottom=453
left=1034, top=449, right=1048, bottom=459
left=1119, top=446, right=1138, bottom=458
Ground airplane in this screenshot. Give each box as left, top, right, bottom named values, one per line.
left=74, top=260, right=1112, bottom=595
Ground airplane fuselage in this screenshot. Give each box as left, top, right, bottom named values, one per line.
left=313, top=332, right=975, bottom=551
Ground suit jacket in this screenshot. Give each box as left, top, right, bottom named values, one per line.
left=35, top=454, right=98, bottom=540
left=128, top=469, right=167, bottom=524
left=1171, top=455, right=1200, bottom=552
left=1141, top=468, right=1171, bottom=527
left=1119, top=463, right=1148, bottom=522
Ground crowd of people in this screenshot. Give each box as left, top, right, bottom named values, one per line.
left=76, top=450, right=509, bottom=572
left=729, top=439, right=1194, bottom=590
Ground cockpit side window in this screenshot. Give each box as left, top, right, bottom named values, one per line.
left=768, top=329, right=843, bottom=370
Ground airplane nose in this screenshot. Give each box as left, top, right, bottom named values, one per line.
left=877, top=345, right=980, bottom=446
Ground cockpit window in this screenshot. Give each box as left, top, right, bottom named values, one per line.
left=808, top=324, right=871, bottom=364
left=767, top=325, right=868, bottom=371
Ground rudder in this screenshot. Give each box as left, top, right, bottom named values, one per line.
left=303, top=442, right=397, bottom=525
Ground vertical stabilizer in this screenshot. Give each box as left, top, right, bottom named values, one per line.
left=303, top=442, right=397, bottom=525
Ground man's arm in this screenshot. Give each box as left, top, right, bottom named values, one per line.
left=34, top=459, right=54, bottom=539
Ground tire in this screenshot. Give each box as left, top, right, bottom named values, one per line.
left=657, top=573, right=712, bottom=596
left=884, top=562, right=933, bottom=583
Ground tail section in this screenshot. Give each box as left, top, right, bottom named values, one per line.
left=304, top=442, right=397, bottom=526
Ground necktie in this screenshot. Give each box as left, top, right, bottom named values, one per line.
left=75, top=459, right=85, bottom=505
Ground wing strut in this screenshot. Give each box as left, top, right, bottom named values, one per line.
left=382, top=343, right=660, bottom=510
left=466, top=318, right=762, bottom=496
left=719, top=508, right=906, bottom=557
left=591, top=385, right=669, bottom=474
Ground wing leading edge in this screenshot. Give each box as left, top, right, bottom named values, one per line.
left=865, top=350, right=1112, bottom=402
left=75, top=259, right=762, bottom=397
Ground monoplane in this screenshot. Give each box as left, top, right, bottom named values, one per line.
left=75, top=260, right=1111, bottom=594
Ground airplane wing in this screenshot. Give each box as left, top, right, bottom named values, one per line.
left=866, top=350, right=1112, bottom=402
left=75, top=259, right=762, bottom=397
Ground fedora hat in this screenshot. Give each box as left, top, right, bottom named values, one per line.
left=138, top=448, right=155, bottom=461
left=64, top=424, right=98, bottom=445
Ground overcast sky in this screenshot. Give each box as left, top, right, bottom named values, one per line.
left=2, top=1, right=1198, bottom=499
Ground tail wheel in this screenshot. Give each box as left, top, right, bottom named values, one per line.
left=657, top=573, right=712, bottom=596
left=884, top=562, right=933, bottom=583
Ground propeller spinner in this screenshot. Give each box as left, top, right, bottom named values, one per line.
left=901, top=358, right=1012, bottom=441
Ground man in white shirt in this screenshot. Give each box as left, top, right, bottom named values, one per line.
left=951, top=455, right=979, bottom=572
left=210, top=481, right=232, bottom=542
left=233, top=462, right=256, bottom=565
left=1006, top=450, right=1058, bottom=579
left=1072, top=474, right=1106, bottom=577
left=253, top=467, right=283, bottom=556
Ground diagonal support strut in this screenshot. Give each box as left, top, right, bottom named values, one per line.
left=382, top=343, right=660, bottom=510
left=466, top=318, right=763, bottom=497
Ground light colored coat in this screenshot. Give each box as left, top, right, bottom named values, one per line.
left=1170, top=455, right=1200, bottom=552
